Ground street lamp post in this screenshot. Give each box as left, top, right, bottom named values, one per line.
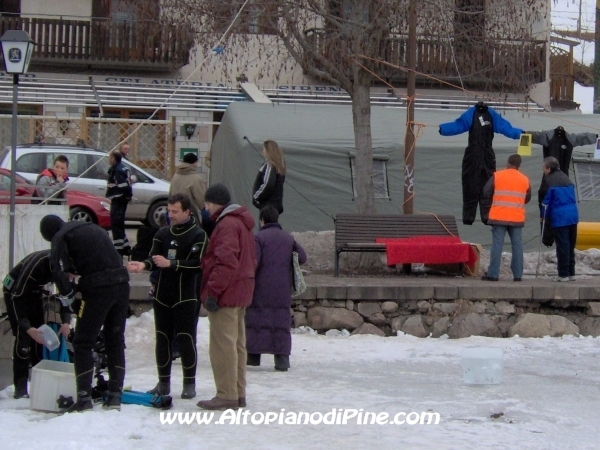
left=0, top=30, right=35, bottom=270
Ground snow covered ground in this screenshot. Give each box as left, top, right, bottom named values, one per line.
left=1, top=313, right=600, bottom=449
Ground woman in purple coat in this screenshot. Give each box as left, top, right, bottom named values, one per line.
left=246, top=205, right=307, bottom=371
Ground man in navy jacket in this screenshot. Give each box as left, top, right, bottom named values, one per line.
left=540, top=157, right=579, bottom=282
left=106, top=150, right=132, bottom=256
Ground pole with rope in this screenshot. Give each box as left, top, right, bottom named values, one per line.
left=403, top=0, right=416, bottom=215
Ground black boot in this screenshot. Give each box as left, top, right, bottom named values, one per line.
left=181, top=383, right=196, bottom=399
left=62, top=392, right=93, bottom=413
left=147, top=381, right=170, bottom=396
left=102, top=391, right=122, bottom=411
left=274, top=355, right=290, bottom=371
left=247, top=353, right=261, bottom=366
left=13, top=378, right=29, bottom=399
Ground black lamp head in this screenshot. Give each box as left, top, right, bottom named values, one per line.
left=184, top=123, right=196, bottom=139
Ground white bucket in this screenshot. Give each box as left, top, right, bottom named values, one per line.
left=30, top=360, right=76, bottom=412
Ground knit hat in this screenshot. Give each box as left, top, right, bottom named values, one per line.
left=40, top=214, right=64, bottom=241
left=182, top=153, right=198, bottom=164
left=204, top=183, right=231, bottom=206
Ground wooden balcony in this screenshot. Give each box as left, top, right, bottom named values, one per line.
left=304, top=29, right=547, bottom=91
left=0, top=17, right=192, bottom=72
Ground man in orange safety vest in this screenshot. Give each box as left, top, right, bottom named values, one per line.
left=481, top=154, right=531, bottom=281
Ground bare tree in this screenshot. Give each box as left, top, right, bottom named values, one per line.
left=159, top=0, right=548, bottom=214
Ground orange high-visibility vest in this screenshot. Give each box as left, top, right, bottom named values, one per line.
left=489, top=168, right=529, bottom=224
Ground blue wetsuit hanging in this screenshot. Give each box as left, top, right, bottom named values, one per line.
left=439, top=102, right=523, bottom=225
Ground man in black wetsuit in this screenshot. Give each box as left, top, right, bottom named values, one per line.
left=39, top=215, right=130, bottom=412
left=127, top=193, right=208, bottom=400
left=3, top=250, right=71, bottom=399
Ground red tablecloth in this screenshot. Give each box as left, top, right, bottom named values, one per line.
left=375, top=236, right=477, bottom=268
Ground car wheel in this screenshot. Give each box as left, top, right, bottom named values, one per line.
left=147, top=200, right=168, bottom=228
left=70, top=206, right=97, bottom=224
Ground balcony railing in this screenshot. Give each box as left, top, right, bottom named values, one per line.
left=305, top=29, right=547, bottom=90
left=0, top=17, right=192, bottom=72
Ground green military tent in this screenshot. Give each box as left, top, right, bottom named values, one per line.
left=209, top=101, right=600, bottom=251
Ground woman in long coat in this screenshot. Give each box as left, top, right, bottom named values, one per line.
left=246, top=205, right=307, bottom=371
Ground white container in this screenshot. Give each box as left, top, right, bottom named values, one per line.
left=30, top=360, right=77, bottom=412
left=462, top=347, right=503, bottom=385
left=38, top=324, right=59, bottom=351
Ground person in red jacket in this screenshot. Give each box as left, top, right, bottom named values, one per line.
left=196, top=183, right=256, bottom=411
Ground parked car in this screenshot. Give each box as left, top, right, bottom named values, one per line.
left=0, top=168, right=112, bottom=229
left=0, top=144, right=170, bottom=227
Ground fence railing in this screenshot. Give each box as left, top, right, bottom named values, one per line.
left=304, top=29, right=547, bottom=89
left=0, top=115, right=175, bottom=179
left=0, top=16, right=192, bottom=71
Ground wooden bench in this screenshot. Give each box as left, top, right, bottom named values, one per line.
left=334, top=214, right=461, bottom=276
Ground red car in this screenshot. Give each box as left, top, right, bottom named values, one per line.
left=0, top=168, right=111, bottom=229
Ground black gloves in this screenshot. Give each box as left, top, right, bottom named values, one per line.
left=205, top=296, right=220, bottom=312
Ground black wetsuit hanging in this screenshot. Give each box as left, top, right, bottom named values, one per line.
left=439, top=102, right=523, bottom=226
left=461, top=102, right=495, bottom=225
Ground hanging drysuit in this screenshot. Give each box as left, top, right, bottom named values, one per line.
left=530, top=126, right=596, bottom=247
left=439, top=102, right=523, bottom=225
left=530, top=125, right=596, bottom=179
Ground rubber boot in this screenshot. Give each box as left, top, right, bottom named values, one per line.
left=247, top=353, right=261, bottom=366
left=274, top=355, right=290, bottom=371
left=62, top=391, right=93, bottom=413
left=102, top=391, right=122, bottom=411
left=13, top=377, right=29, bottom=399
left=147, top=381, right=170, bottom=396
left=181, top=383, right=196, bottom=399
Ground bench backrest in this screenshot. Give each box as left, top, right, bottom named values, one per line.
left=334, top=214, right=459, bottom=247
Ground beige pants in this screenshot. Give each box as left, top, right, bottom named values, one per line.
left=207, top=307, right=247, bottom=401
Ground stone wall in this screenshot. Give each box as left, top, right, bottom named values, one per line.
left=292, top=298, right=600, bottom=339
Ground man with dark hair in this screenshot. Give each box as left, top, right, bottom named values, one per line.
left=169, top=153, right=206, bottom=221
left=258, top=204, right=279, bottom=224
left=539, top=156, right=579, bottom=282
left=481, top=154, right=531, bottom=281
left=196, top=183, right=256, bottom=411
left=39, top=214, right=130, bottom=412
left=106, top=150, right=132, bottom=256
left=2, top=250, right=71, bottom=399
left=127, top=193, right=208, bottom=400
left=36, top=154, right=69, bottom=204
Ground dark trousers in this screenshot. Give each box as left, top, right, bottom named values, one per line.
left=554, top=224, right=577, bottom=278
left=4, top=291, right=44, bottom=386
left=110, top=198, right=129, bottom=251
left=462, top=170, right=491, bottom=225
left=153, top=296, right=198, bottom=385
left=73, top=283, right=129, bottom=398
